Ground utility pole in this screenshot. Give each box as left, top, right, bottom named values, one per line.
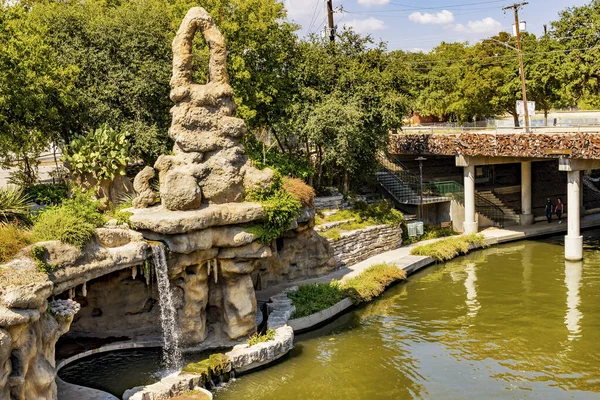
left=503, top=2, right=530, bottom=133
left=326, top=0, right=335, bottom=43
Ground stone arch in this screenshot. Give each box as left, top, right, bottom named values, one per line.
left=170, top=7, right=232, bottom=103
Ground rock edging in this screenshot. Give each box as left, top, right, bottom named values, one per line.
left=123, top=296, right=296, bottom=400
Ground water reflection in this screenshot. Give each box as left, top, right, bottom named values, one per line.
left=464, top=263, right=479, bottom=320
left=215, top=235, right=600, bottom=399
left=564, top=261, right=583, bottom=341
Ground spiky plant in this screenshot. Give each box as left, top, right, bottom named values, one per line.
left=0, top=186, right=31, bottom=223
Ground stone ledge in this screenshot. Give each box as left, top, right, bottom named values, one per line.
left=287, top=297, right=354, bottom=332
left=129, top=203, right=266, bottom=235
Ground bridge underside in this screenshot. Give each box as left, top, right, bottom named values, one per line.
left=388, top=131, right=600, bottom=261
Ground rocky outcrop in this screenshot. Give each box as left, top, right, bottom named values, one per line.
left=132, top=7, right=274, bottom=210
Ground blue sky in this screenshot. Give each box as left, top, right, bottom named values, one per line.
left=283, top=0, right=590, bottom=51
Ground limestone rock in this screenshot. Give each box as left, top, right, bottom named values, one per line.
left=221, top=274, right=256, bottom=339
left=176, top=264, right=209, bottom=345
left=160, top=169, right=202, bottom=211
left=29, top=241, right=82, bottom=268
left=242, top=163, right=275, bottom=193
left=218, top=242, right=272, bottom=259
left=129, top=202, right=265, bottom=234
left=1, top=282, right=53, bottom=310
left=132, top=166, right=158, bottom=209
left=143, top=226, right=256, bottom=254
left=96, top=228, right=143, bottom=248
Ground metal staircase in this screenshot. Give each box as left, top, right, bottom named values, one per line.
left=377, top=156, right=506, bottom=227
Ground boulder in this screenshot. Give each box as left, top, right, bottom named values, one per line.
left=132, top=166, right=157, bottom=209
left=160, top=169, right=202, bottom=211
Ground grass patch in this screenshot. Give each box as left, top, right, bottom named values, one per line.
left=182, top=353, right=229, bottom=376
left=320, top=228, right=341, bottom=241
left=403, top=224, right=458, bottom=245
left=410, top=234, right=486, bottom=262
left=316, top=201, right=404, bottom=227
left=0, top=266, right=47, bottom=287
left=0, top=224, right=32, bottom=263
left=288, top=263, right=407, bottom=315
left=247, top=329, right=277, bottom=346
left=288, top=283, right=346, bottom=318
left=341, top=263, right=407, bottom=303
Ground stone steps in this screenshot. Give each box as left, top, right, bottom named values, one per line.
left=477, top=190, right=521, bottom=223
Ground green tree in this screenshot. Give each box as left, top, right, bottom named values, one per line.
left=0, top=3, right=77, bottom=184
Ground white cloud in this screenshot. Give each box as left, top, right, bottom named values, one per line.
left=342, top=17, right=386, bottom=34
left=407, top=48, right=426, bottom=53
left=358, top=0, right=390, bottom=5
left=453, top=17, right=502, bottom=33
left=408, top=10, right=454, bottom=25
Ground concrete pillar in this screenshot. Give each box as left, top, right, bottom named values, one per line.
left=580, top=171, right=585, bottom=215
left=463, top=164, right=478, bottom=234
left=565, top=170, right=583, bottom=261
left=520, top=161, right=533, bottom=225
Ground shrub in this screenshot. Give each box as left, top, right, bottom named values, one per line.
left=341, top=263, right=407, bottom=303
left=63, top=124, right=130, bottom=182
left=242, top=133, right=314, bottom=179
left=246, top=177, right=302, bottom=244
left=247, top=329, right=277, bottom=346
left=0, top=224, right=32, bottom=263
left=282, top=177, right=315, bottom=208
left=288, top=283, right=346, bottom=318
left=30, top=246, right=57, bottom=273
left=24, top=184, right=68, bottom=206
left=32, top=192, right=104, bottom=248
left=32, top=210, right=96, bottom=248
left=0, top=186, right=31, bottom=223
left=410, top=234, right=486, bottom=262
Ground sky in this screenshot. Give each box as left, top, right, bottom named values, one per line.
left=283, top=0, right=591, bottom=52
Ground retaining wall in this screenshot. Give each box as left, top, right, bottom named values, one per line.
left=326, top=224, right=402, bottom=268
left=314, top=195, right=345, bottom=210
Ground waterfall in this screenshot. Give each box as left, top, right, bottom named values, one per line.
left=151, top=243, right=183, bottom=372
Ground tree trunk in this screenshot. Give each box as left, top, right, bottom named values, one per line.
left=342, top=170, right=349, bottom=195
left=512, top=112, right=520, bottom=128
left=544, top=108, right=549, bottom=127
left=316, top=146, right=323, bottom=190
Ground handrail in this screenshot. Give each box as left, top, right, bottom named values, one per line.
left=377, top=155, right=505, bottom=227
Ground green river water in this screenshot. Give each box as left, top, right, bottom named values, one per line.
left=215, top=234, right=600, bottom=400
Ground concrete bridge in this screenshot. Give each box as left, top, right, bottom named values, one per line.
left=389, top=129, right=600, bottom=261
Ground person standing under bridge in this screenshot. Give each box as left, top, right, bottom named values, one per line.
left=545, top=198, right=554, bottom=223
left=555, top=198, right=564, bottom=224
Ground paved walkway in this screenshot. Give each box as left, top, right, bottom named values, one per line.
left=256, top=213, right=600, bottom=301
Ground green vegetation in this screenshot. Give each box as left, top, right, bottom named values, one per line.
left=30, top=246, right=56, bottom=273
left=63, top=125, right=130, bottom=182
left=317, top=201, right=404, bottom=241
left=24, top=184, right=68, bottom=206
left=32, top=192, right=104, bottom=248
left=0, top=187, right=31, bottom=223
left=182, top=353, right=229, bottom=376
left=288, top=264, right=407, bottom=316
left=410, top=234, right=486, bottom=262
left=246, top=176, right=302, bottom=244
left=341, top=263, right=407, bottom=304
left=247, top=329, right=277, bottom=346
left=403, top=224, right=458, bottom=245
left=288, top=283, right=346, bottom=319
left=0, top=224, right=32, bottom=263
left=242, top=134, right=314, bottom=180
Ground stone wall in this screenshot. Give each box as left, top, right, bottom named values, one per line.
left=390, top=132, right=600, bottom=160
left=326, top=225, right=402, bottom=268
left=314, top=195, right=345, bottom=210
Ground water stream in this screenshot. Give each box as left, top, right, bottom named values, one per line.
left=151, top=243, right=183, bottom=372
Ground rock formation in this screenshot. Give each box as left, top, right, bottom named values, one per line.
left=134, top=6, right=273, bottom=210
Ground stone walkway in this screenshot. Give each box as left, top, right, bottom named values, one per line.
left=256, top=213, right=600, bottom=302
